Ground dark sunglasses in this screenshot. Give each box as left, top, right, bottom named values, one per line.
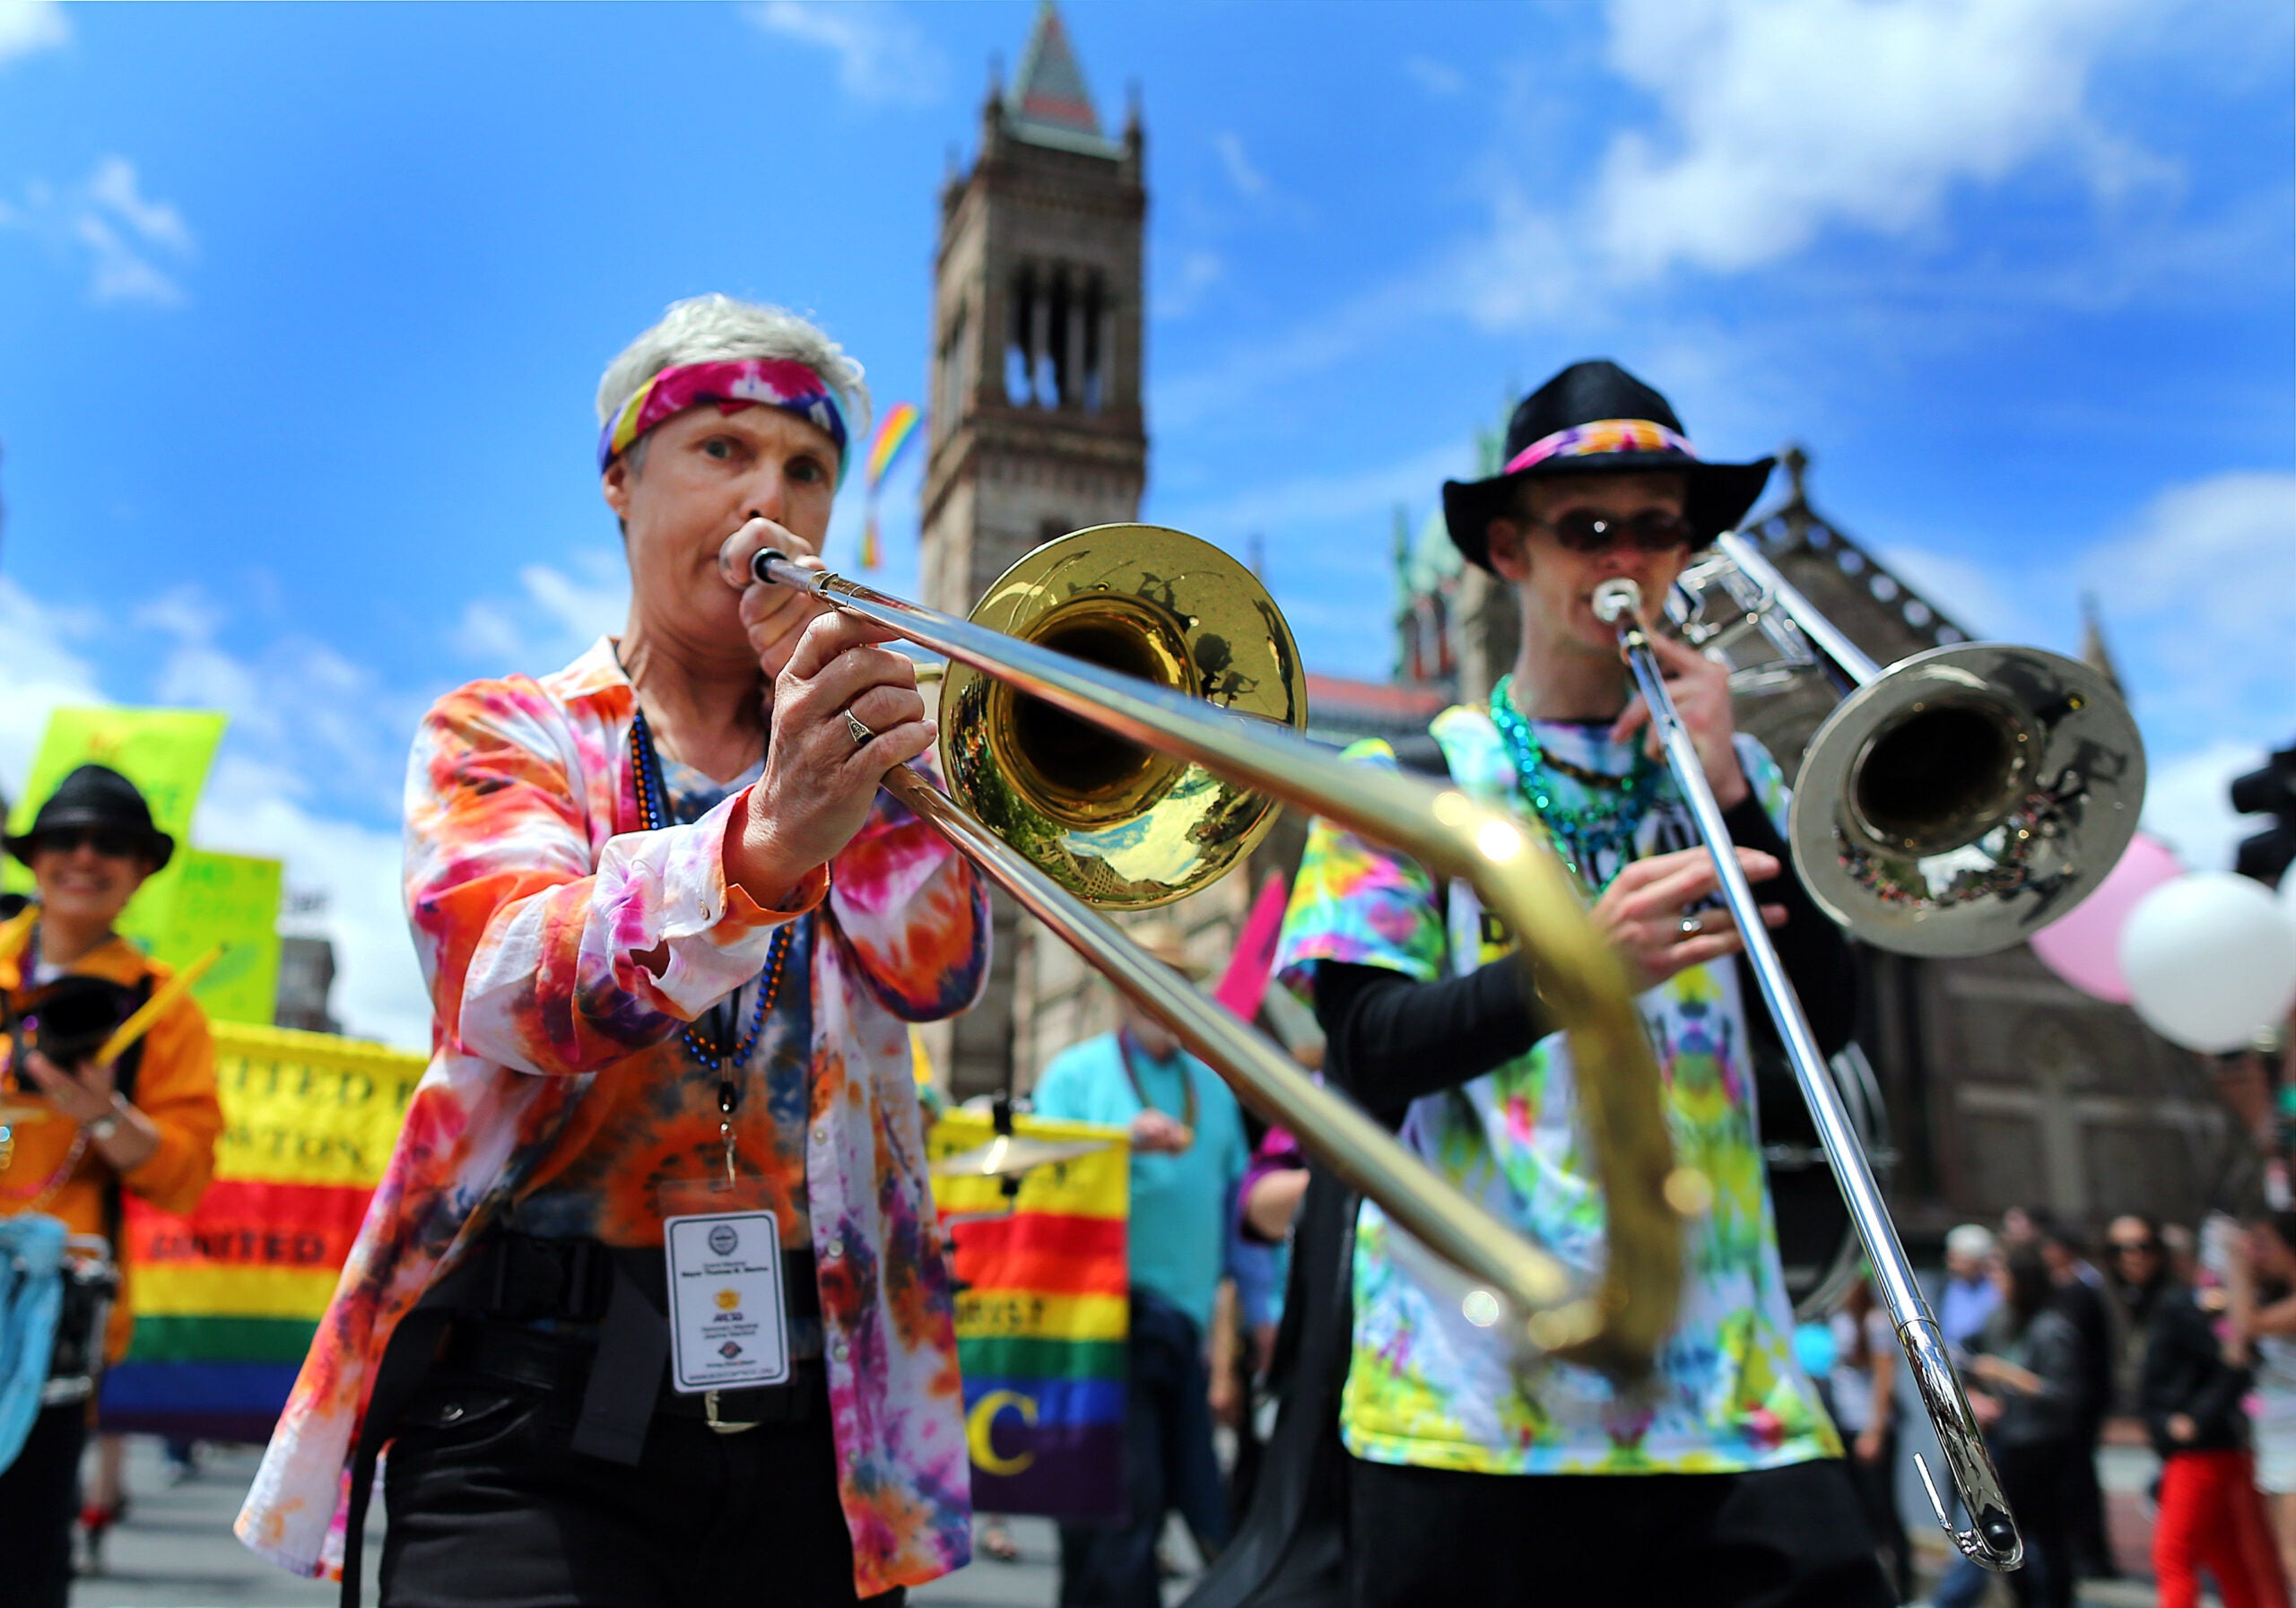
left=37, top=826, right=144, bottom=859
left=2108, top=1240, right=2158, bottom=1256
left=1532, top=508, right=1697, bottom=554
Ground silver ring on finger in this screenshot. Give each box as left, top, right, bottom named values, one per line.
left=1678, top=914, right=1706, bottom=939
left=844, top=709, right=874, bottom=749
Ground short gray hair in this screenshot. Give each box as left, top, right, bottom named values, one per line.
left=595, top=294, right=873, bottom=468
left=1945, top=1223, right=1996, bottom=1262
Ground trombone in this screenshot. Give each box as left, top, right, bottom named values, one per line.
left=1593, top=535, right=2144, bottom=1573
left=752, top=524, right=1687, bottom=1378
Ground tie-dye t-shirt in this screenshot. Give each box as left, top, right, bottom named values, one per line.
left=517, top=754, right=823, bottom=1256
left=1274, top=703, right=1839, bottom=1477
left=236, top=639, right=989, bottom=1595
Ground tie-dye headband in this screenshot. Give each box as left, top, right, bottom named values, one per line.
left=1501, top=417, right=1698, bottom=476
left=597, top=358, right=851, bottom=485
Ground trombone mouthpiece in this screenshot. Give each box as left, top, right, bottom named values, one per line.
left=1591, top=578, right=1643, bottom=625
left=751, top=547, right=791, bottom=586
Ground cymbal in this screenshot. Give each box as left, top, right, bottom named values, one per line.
left=932, top=1134, right=1110, bottom=1180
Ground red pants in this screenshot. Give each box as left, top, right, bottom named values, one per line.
left=2154, top=1448, right=2290, bottom=1608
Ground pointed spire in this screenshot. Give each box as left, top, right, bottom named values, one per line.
left=1007, top=1, right=1111, bottom=151
left=2079, top=592, right=2126, bottom=695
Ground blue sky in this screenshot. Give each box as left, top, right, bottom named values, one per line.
left=2, top=0, right=2290, bottom=1046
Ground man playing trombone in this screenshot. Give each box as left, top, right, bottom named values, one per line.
left=1274, top=361, right=1892, bottom=1605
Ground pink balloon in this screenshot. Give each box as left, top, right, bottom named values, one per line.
left=2030, top=832, right=2186, bottom=1003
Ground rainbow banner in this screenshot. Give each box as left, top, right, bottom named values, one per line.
left=100, top=1022, right=423, bottom=1441
left=928, top=1110, right=1129, bottom=1520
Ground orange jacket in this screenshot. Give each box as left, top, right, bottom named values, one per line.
left=1, top=916, right=224, bottom=1357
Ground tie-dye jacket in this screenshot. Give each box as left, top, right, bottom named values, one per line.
left=1274, top=705, right=1839, bottom=1476
left=236, top=638, right=989, bottom=1595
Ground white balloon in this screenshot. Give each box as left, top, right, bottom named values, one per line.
left=2119, top=873, right=2296, bottom=1052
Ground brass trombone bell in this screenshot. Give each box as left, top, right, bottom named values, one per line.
left=940, top=526, right=1304, bottom=909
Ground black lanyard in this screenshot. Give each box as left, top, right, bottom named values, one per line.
left=1116, top=1028, right=1197, bottom=1132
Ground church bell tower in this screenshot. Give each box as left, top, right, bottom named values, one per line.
left=922, top=2, right=1148, bottom=1099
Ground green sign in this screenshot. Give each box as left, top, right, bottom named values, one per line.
left=4, top=708, right=228, bottom=936
left=152, top=850, right=283, bottom=1026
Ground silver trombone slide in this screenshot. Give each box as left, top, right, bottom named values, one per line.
left=1592, top=575, right=2024, bottom=1573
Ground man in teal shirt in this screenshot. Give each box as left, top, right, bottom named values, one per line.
left=1031, top=923, right=1249, bottom=1608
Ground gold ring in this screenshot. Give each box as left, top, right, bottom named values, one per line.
left=845, top=710, right=874, bottom=748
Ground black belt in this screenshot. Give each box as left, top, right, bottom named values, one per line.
left=457, top=1319, right=829, bottom=1426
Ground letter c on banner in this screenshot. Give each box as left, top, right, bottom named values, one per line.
left=965, top=1390, right=1039, bottom=1476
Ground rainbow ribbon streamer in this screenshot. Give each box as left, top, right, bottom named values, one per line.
left=859, top=402, right=923, bottom=570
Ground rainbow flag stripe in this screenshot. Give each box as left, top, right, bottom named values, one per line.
left=100, top=1023, right=422, bottom=1442
left=930, top=1111, right=1130, bottom=1520
left=865, top=401, right=922, bottom=489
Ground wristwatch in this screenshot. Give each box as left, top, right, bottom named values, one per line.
left=86, top=1100, right=126, bottom=1143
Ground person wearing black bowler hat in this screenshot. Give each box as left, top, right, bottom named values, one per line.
left=1266, top=361, right=1885, bottom=1605
left=0, top=763, right=222, bottom=1608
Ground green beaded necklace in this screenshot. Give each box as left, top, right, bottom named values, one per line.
left=1489, top=674, right=1661, bottom=890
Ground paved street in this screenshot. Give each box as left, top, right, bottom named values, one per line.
left=65, top=1434, right=2196, bottom=1608
left=66, top=1438, right=1195, bottom=1608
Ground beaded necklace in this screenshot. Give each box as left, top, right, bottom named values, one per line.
left=1489, top=674, right=1661, bottom=891
left=629, top=708, right=796, bottom=1082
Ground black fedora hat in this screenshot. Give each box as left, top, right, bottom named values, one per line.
left=4, top=764, right=175, bottom=870
left=1441, top=360, right=1776, bottom=572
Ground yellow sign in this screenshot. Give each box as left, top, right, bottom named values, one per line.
left=4, top=707, right=226, bottom=935
left=152, top=850, right=283, bottom=1026
left=209, top=1021, right=428, bottom=1187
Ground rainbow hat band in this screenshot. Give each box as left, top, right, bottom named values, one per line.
left=597, top=358, right=851, bottom=486
left=1500, top=418, right=1700, bottom=476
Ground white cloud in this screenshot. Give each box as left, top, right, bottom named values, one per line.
left=0, top=0, right=66, bottom=66
left=1157, top=439, right=1469, bottom=555
left=0, top=156, right=196, bottom=306
left=746, top=2, right=947, bottom=108
left=1592, top=0, right=2153, bottom=279
left=1405, top=56, right=1465, bottom=98
left=2140, top=739, right=2269, bottom=874
left=1213, top=132, right=1268, bottom=198
left=0, top=577, right=105, bottom=805
left=2083, top=469, right=2296, bottom=744
left=455, top=551, right=630, bottom=676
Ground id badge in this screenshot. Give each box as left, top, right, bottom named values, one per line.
left=662, top=1205, right=791, bottom=1394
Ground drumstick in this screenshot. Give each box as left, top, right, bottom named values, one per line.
left=94, top=945, right=223, bottom=1065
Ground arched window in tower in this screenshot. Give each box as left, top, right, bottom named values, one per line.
left=1005, top=265, right=1036, bottom=404
left=1082, top=272, right=1106, bottom=414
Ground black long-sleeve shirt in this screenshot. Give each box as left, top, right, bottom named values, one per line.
left=1313, top=793, right=1857, bottom=1126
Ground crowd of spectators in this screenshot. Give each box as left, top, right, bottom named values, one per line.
left=1818, top=1206, right=2296, bottom=1607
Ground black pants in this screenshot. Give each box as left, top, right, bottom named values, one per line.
left=1845, top=1426, right=1911, bottom=1602
left=1994, top=1440, right=2075, bottom=1608
left=378, top=1369, right=901, bottom=1608
left=0, top=1402, right=86, bottom=1608
left=1343, top=1453, right=1898, bottom=1608
left=1057, top=1291, right=1230, bottom=1608
left=2064, top=1413, right=2113, bottom=1578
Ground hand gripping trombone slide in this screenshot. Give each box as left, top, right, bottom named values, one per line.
left=1593, top=574, right=2023, bottom=1570
left=752, top=525, right=1688, bottom=1380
